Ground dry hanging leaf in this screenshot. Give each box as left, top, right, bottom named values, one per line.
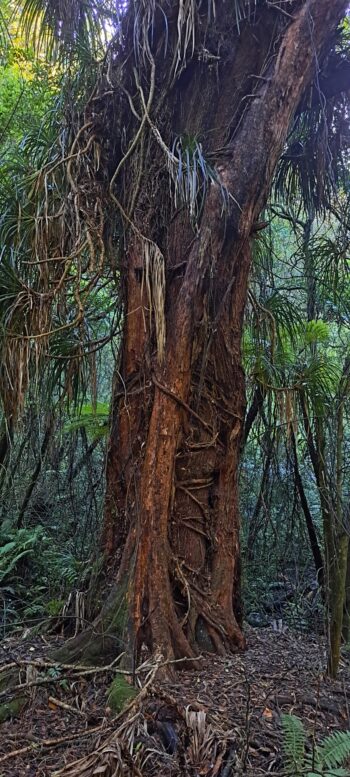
left=262, top=707, right=273, bottom=720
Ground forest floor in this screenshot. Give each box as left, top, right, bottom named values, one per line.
left=0, top=625, right=349, bottom=776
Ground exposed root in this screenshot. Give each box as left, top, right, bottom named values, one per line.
left=53, top=583, right=128, bottom=665
left=52, top=654, right=163, bottom=776
left=49, top=651, right=232, bottom=777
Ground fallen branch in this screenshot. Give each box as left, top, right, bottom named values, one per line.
left=48, top=696, right=86, bottom=717
left=0, top=722, right=112, bottom=764
left=0, top=652, right=125, bottom=676
left=52, top=653, right=164, bottom=776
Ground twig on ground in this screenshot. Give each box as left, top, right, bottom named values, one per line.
left=52, top=653, right=164, bottom=776
left=0, top=723, right=112, bottom=764
left=48, top=696, right=86, bottom=717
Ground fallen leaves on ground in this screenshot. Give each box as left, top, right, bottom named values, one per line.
left=0, top=626, right=349, bottom=776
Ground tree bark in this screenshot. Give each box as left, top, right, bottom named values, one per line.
left=58, top=0, right=348, bottom=667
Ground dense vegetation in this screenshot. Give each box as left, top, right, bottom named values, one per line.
left=2, top=2, right=350, bottom=774
left=0, top=0, right=350, bottom=680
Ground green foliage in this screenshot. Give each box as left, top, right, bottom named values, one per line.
left=242, top=204, right=350, bottom=649
left=317, top=731, right=350, bottom=774
left=19, top=0, right=115, bottom=61
left=304, top=320, right=330, bottom=345
left=46, top=598, right=65, bottom=616
left=0, top=526, right=44, bottom=584
left=281, top=713, right=306, bottom=774
left=0, top=0, right=56, bottom=149
left=301, top=352, right=339, bottom=393
left=64, top=402, right=109, bottom=440
left=0, top=695, right=27, bottom=722
left=42, top=545, right=85, bottom=587
left=282, top=714, right=350, bottom=777
left=0, top=524, right=95, bottom=630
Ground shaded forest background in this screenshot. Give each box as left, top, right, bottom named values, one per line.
left=0, top=0, right=350, bottom=672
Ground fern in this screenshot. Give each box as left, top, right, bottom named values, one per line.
left=0, top=526, right=44, bottom=583
left=63, top=402, right=109, bottom=440
left=0, top=527, right=92, bottom=631
left=282, top=715, right=350, bottom=777
left=316, top=731, right=350, bottom=773
left=281, top=713, right=306, bottom=774
left=43, top=547, right=82, bottom=587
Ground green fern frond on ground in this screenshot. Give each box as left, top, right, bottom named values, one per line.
left=316, top=730, right=350, bottom=772
left=281, top=712, right=306, bottom=774
left=282, top=714, right=350, bottom=777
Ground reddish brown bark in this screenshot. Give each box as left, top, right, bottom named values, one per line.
left=103, top=245, right=151, bottom=562
left=62, top=0, right=348, bottom=666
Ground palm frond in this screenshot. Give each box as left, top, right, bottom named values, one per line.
left=304, top=319, right=330, bottom=345
left=18, top=0, right=115, bottom=60
left=0, top=4, right=11, bottom=56
left=274, top=94, right=349, bottom=215
left=64, top=401, right=109, bottom=439
left=263, top=292, right=303, bottom=344
left=298, top=354, right=340, bottom=417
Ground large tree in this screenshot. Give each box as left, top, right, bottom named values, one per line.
left=1, top=0, right=349, bottom=666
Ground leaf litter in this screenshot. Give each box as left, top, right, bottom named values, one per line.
left=0, top=626, right=350, bottom=775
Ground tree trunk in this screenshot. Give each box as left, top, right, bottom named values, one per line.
left=342, top=547, right=350, bottom=643
left=246, top=430, right=273, bottom=563
left=0, top=417, right=13, bottom=477
left=290, top=427, right=324, bottom=590
left=57, top=0, right=348, bottom=667
left=301, top=386, right=348, bottom=678
left=16, top=412, right=55, bottom=529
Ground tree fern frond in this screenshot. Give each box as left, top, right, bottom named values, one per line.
left=282, top=716, right=350, bottom=777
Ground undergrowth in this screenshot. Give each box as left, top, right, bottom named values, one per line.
left=282, top=714, right=350, bottom=777
left=0, top=525, right=98, bottom=634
